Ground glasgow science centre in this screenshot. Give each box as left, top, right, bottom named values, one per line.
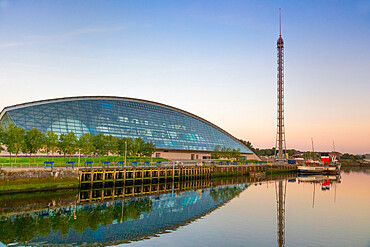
left=0, top=96, right=259, bottom=160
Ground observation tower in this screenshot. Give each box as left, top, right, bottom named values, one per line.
left=275, top=9, right=287, bottom=161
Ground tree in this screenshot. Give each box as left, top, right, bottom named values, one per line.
left=0, top=126, right=5, bottom=153
left=133, top=137, right=145, bottom=158
left=117, top=137, right=135, bottom=159
left=106, top=135, right=119, bottom=162
left=117, top=137, right=127, bottom=157
left=91, top=133, right=108, bottom=162
left=239, top=139, right=256, bottom=153
left=142, top=141, right=156, bottom=157
left=231, top=148, right=241, bottom=160
left=211, top=145, right=221, bottom=159
left=120, top=137, right=134, bottom=156
left=58, top=133, right=67, bottom=160
left=45, top=131, right=59, bottom=161
left=23, top=128, right=45, bottom=164
left=65, top=132, right=77, bottom=159
left=354, top=155, right=363, bottom=160
left=341, top=153, right=352, bottom=160
left=59, top=132, right=77, bottom=161
left=77, top=133, right=94, bottom=162
left=220, top=146, right=227, bottom=159
left=286, top=149, right=298, bottom=157
left=225, top=147, right=232, bottom=159
left=4, top=124, right=25, bottom=163
left=303, top=151, right=320, bottom=160
left=21, top=134, right=30, bottom=164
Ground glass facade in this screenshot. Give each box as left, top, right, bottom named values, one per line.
left=0, top=97, right=251, bottom=153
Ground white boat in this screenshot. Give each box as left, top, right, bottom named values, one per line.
left=297, top=165, right=339, bottom=174
left=297, top=153, right=341, bottom=175
left=297, top=174, right=338, bottom=182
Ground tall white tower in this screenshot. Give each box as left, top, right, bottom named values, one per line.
left=275, top=9, right=287, bottom=161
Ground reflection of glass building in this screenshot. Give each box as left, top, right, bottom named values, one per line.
left=0, top=96, right=258, bottom=160
left=1, top=184, right=249, bottom=245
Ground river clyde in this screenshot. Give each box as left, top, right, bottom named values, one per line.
left=0, top=168, right=369, bottom=246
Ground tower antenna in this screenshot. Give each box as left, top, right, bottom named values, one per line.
left=311, top=138, right=315, bottom=153
left=279, top=8, right=281, bottom=36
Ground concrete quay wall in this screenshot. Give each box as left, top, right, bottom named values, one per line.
left=0, top=167, right=78, bottom=180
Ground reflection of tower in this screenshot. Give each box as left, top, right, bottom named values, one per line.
left=275, top=8, right=287, bottom=160
left=275, top=180, right=287, bottom=247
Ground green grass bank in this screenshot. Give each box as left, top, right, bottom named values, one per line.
left=0, top=177, right=79, bottom=194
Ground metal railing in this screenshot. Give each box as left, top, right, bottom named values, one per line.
left=0, top=161, right=268, bottom=169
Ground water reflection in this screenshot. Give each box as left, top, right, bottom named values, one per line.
left=0, top=178, right=258, bottom=246
left=275, top=175, right=342, bottom=247
left=1, top=170, right=367, bottom=247
left=275, top=174, right=340, bottom=247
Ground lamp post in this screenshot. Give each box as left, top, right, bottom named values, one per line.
left=124, top=141, right=127, bottom=166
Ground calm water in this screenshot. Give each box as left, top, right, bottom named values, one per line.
left=0, top=168, right=369, bottom=246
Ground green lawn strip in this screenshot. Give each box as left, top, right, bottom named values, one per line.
left=0, top=177, right=79, bottom=193
left=0, top=155, right=169, bottom=166
left=210, top=159, right=264, bottom=164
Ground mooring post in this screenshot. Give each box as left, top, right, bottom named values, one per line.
left=172, top=161, right=175, bottom=181
left=171, top=180, right=174, bottom=196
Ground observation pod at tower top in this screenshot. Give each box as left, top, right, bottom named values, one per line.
left=0, top=96, right=258, bottom=160
left=277, top=36, right=284, bottom=47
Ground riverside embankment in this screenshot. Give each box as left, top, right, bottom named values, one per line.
left=0, top=163, right=297, bottom=193
left=0, top=167, right=79, bottom=193
left=0, top=173, right=297, bottom=217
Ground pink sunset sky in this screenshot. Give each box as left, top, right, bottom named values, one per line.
left=0, top=1, right=369, bottom=154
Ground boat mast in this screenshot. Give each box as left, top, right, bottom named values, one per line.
left=312, top=183, right=315, bottom=208
left=311, top=137, right=315, bottom=160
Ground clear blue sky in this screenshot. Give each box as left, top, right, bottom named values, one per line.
left=0, top=0, right=369, bottom=154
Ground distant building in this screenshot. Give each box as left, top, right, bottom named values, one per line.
left=0, top=96, right=259, bottom=160
left=291, top=152, right=304, bottom=159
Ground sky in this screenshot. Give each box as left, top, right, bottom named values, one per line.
left=0, top=0, right=369, bottom=154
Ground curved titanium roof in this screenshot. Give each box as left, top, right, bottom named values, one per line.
left=0, top=96, right=251, bottom=153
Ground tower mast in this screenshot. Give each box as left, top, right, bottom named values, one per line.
left=275, top=8, right=286, bottom=161
left=275, top=179, right=287, bottom=247
left=275, top=10, right=287, bottom=247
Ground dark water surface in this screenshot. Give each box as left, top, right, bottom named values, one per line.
left=0, top=169, right=369, bottom=246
